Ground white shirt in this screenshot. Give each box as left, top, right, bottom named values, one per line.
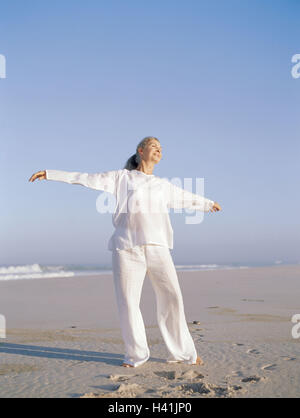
left=45, top=168, right=215, bottom=251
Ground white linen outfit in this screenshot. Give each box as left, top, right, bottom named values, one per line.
left=46, top=168, right=214, bottom=367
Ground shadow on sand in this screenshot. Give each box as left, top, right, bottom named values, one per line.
left=0, top=342, right=164, bottom=366
left=0, top=342, right=124, bottom=365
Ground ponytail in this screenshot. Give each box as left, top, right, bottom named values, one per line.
left=124, top=153, right=139, bottom=170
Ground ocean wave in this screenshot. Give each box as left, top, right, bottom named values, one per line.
left=0, top=264, right=75, bottom=281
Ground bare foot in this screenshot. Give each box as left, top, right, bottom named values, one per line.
left=193, top=356, right=204, bottom=365
left=122, top=363, right=134, bottom=368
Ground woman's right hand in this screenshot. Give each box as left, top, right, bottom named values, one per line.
left=29, top=170, right=47, bottom=182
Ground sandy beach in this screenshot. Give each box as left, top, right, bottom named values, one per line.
left=0, top=264, right=299, bottom=398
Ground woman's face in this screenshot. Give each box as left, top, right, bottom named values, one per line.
left=138, top=139, right=162, bottom=165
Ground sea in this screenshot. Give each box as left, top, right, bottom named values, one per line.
left=0, top=260, right=291, bottom=281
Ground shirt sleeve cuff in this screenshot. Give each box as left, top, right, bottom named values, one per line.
left=207, top=200, right=215, bottom=211
left=45, top=169, right=64, bottom=181
left=45, top=169, right=54, bottom=180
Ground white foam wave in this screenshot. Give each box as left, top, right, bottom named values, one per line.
left=0, top=264, right=75, bottom=281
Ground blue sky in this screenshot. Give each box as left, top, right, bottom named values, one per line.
left=1, top=0, right=299, bottom=267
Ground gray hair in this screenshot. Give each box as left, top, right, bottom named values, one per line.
left=124, top=136, right=160, bottom=170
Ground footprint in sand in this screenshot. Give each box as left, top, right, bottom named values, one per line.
left=178, top=370, right=204, bottom=380
left=230, top=370, right=244, bottom=377
left=154, top=370, right=179, bottom=380
left=246, top=348, right=260, bottom=355
left=177, top=382, right=242, bottom=397
left=108, top=374, right=137, bottom=382
left=115, top=383, right=143, bottom=396
left=154, top=370, right=204, bottom=381
left=82, top=383, right=145, bottom=398
left=241, top=375, right=264, bottom=383
left=261, top=364, right=277, bottom=371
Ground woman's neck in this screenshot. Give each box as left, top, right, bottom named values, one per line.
left=136, top=161, right=154, bottom=175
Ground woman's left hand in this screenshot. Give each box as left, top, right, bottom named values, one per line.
left=210, top=202, right=221, bottom=212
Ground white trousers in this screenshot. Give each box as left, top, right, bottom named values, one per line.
left=111, top=244, right=198, bottom=367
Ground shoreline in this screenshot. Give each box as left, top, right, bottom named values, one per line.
left=0, top=262, right=298, bottom=283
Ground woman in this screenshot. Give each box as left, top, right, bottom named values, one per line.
left=29, top=136, right=221, bottom=368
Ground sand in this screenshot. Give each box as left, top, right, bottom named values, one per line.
left=0, top=264, right=299, bottom=398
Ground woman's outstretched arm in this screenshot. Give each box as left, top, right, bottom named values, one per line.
left=29, top=169, right=118, bottom=194
left=164, top=180, right=221, bottom=213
